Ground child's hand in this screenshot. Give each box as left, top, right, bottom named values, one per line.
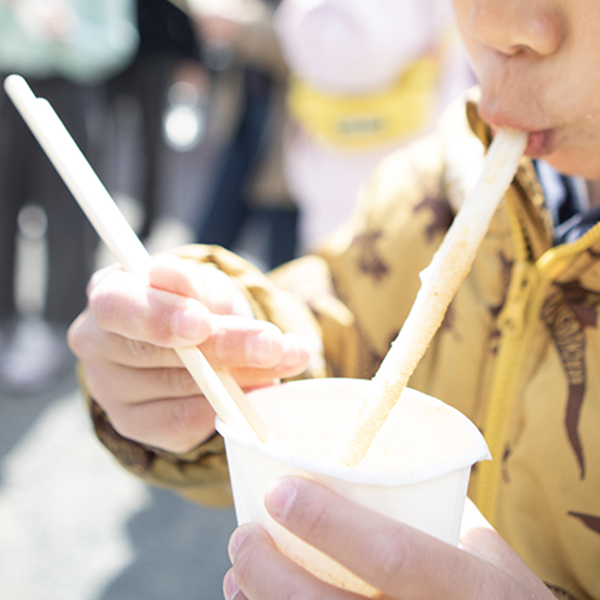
left=224, top=478, right=556, bottom=600
left=68, top=256, right=310, bottom=453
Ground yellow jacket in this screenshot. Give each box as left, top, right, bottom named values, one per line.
left=88, top=94, right=600, bottom=600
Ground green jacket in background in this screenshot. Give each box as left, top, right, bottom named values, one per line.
left=0, top=0, right=139, bottom=84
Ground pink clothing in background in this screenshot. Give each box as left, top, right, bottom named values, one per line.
left=274, top=0, right=475, bottom=250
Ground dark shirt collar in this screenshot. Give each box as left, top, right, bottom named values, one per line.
left=535, top=160, right=600, bottom=244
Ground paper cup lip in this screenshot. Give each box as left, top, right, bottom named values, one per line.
left=216, top=378, right=491, bottom=487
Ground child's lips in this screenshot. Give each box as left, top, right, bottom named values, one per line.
left=524, top=129, right=558, bottom=158
left=489, top=123, right=559, bottom=158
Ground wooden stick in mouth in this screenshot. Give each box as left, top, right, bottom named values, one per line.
left=329, top=128, right=528, bottom=468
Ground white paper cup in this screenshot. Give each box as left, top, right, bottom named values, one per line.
left=216, top=378, right=490, bottom=596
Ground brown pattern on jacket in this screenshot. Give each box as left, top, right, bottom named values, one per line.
left=90, top=398, right=225, bottom=478
left=487, top=252, right=514, bottom=354
left=540, top=281, right=599, bottom=479
left=352, top=230, right=389, bottom=281
left=413, top=193, right=454, bottom=242
left=546, top=584, right=581, bottom=600
left=353, top=321, right=385, bottom=379
left=568, top=512, right=600, bottom=536
left=489, top=252, right=514, bottom=319
left=440, top=302, right=456, bottom=334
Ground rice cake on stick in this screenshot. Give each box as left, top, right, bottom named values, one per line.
left=330, top=128, right=528, bottom=468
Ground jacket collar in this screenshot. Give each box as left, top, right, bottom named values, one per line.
left=463, top=93, right=600, bottom=291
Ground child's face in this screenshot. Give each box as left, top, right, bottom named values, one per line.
left=452, top=0, right=600, bottom=179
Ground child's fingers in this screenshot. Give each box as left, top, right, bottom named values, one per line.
left=70, top=310, right=310, bottom=374
left=264, top=478, right=466, bottom=598
left=226, top=524, right=357, bottom=600
left=106, top=394, right=217, bottom=453
left=68, top=310, right=184, bottom=368
left=84, top=363, right=199, bottom=406
left=88, top=268, right=214, bottom=348
left=264, top=478, right=553, bottom=600
left=149, top=255, right=254, bottom=318
left=201, top=320, right=310, bottom=370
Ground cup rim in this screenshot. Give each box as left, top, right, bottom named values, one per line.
left=216, top=378, right=491, bottom=487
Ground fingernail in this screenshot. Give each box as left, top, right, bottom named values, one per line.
left=223, top=571, right=241, bottom=600
left=228, top=526, right=249, bottom=562
left=246, top=330, right=277, bottom=365
left=265, top=478, right=297, bottom=521
left=172, top=301, right=207, bottom=340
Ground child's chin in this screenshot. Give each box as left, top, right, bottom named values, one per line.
left=542, top=150, right=600, bottom=180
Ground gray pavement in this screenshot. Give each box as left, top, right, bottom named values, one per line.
left=0, top=368, right=237, bottom=600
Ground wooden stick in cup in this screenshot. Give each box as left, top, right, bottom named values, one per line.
left=330, top=128, right=528, bottom=468
left=3, top=74, right=272, bottom=445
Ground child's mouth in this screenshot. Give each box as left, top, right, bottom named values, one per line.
left=524, top=129, right=557, bottom=158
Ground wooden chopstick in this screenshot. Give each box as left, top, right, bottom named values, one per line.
left=4, top=74, right=272, bottom=445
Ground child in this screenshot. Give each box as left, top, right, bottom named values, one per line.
left=68, top=0, right=600, bottom=597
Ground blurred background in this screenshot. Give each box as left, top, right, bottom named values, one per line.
left=0, top=0, right=473, bottom=598
left=0, top=1, right=259, bottom=598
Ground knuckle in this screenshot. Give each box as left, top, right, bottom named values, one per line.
left=232, top=534, right=277, bottom=596
left=203, top=269, right=243, bottom=315
left=88, top=285, right=120, bottom=328
left=164, top=367, right=197, bottom=396
left=375, top=533, right=410, bottom=583
left=232, top=543, right=259, bottom=589
left=206, top=330, right=230, bottom=364
left=140, top=309, right=178, bottom=347
left=124, top=338, right=160, bottom=366
left=302, top=504, right=332, bottom=544
left=212, top=296, right=237, bottom=317
left=168, top=396, right=205, bottom=438
left=161, top=397, right=214, bottom=452
left=233, top=530, right=317, bottom=600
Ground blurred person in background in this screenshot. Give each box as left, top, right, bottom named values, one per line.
left=105, top=0, right=204, bottom=243
left=188, top=0, right=299, bottom=270
left=274, top=0, right=475, bottom=251
left=0, top=0, right=138, bottom=394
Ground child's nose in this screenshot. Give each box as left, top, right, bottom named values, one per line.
left=466, top=0, right=564, bottom=57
